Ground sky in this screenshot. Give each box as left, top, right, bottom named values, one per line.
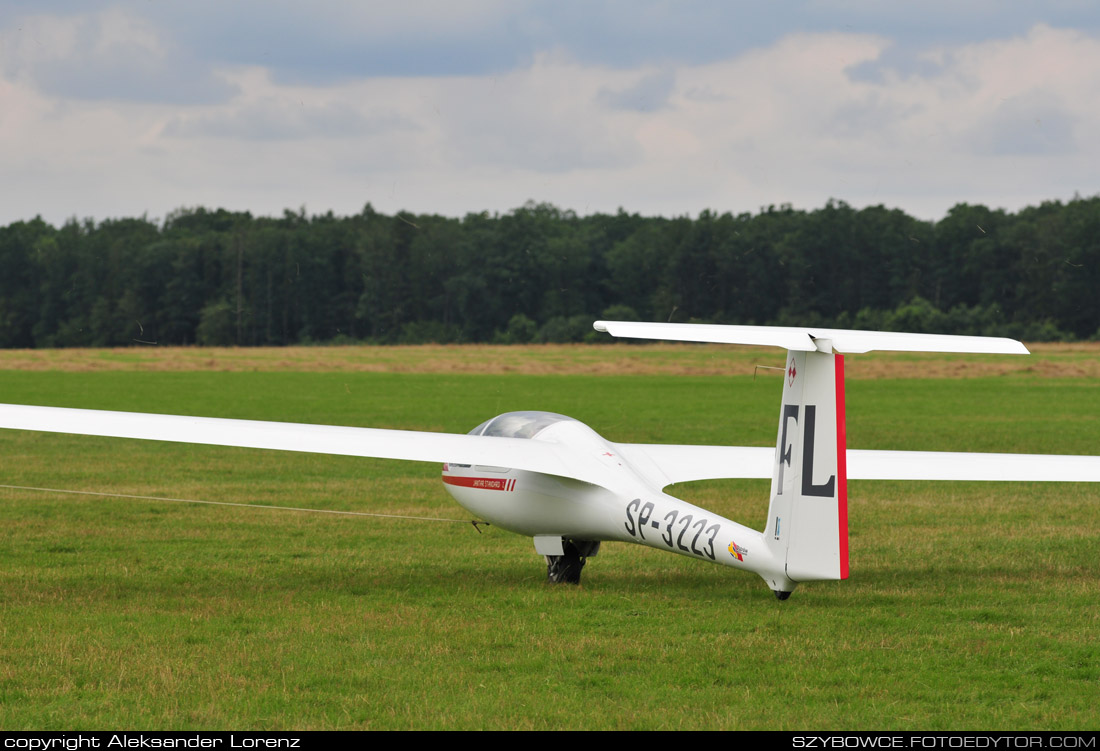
left=1, top=1, right=1098, bottom=226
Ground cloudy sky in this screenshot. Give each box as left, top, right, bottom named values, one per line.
left=2, top=1, right=1098, bottom=226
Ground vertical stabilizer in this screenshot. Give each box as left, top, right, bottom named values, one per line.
left=764, top=347, right=848, bottom=582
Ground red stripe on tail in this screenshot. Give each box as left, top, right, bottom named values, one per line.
left=835, top=354, right=849, bottom=579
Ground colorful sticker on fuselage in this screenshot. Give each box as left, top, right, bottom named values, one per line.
left=442, top=476, right=516, bottom=492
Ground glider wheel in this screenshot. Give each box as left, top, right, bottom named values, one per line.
left=545, top=539, right=599, bottom=584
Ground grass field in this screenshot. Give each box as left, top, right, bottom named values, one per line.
left=0, top=344, right=1097, bottom=730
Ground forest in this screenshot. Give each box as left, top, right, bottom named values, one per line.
left=1, top=197, right=1097, bottom=347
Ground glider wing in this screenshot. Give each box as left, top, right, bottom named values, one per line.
left=0, top=404, right=611, bottom=488
left=847, top=449, right=1100, bottom=482
left=614, top=443, right=1100, bottom=486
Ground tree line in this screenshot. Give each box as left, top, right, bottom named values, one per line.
left=1, top=197, right=1097, bottom=348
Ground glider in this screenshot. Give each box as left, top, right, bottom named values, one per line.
left=1, top=322, right=1098, bottom=599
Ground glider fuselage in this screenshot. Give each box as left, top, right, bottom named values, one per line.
left=440, top=417, right=789, bottom=587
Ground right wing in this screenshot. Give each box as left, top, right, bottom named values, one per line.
left=0, top=404, right=612, bottom=488
left=846, top=450, right=1100, bottom=482
left=613, top=444, right=772, bottom=488
left=614, top=443, right=1100, bottom=487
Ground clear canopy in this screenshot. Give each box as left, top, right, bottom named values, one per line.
left=468, top=411, right=575, bottom=439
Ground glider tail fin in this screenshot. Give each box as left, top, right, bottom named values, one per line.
left=591, top=321, right=1032, bottom=593
left=763, top=347, right=848, bottom=584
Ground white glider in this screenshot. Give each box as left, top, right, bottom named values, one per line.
left=1, top=322, right=1097, bottom=599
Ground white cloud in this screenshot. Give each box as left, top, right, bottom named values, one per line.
left=164, top=97, right=414, bottom=142
left=425, top=53, right=645, bottom=173
left=598, top=69, right=678, bottom=113
left=0, top=8, right=236, bottom=103
left=2, top=20, right=1099, bottom=226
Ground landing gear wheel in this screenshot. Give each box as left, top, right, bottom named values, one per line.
left=545, top=543, right=586, bottom=584
left=544, top=539, right=599, bottom=584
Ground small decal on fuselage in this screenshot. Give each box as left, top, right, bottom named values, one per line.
left=728, top=541, right=748, bottom=561
left=442, top=476, right=516, bottom=492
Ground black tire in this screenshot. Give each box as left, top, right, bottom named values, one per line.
left=545, top=541, right=586, bottom=584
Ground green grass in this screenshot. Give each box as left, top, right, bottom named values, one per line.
left=0, top=365, right=1097, bottom=729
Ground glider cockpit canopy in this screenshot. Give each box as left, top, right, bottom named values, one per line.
left=469, top=411, right=576, bottom=439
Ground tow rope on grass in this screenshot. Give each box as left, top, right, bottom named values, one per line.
left=0, top=483, right=490, bottom=533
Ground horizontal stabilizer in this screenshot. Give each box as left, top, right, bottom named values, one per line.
left=593, top=321, right=1029, bottom=355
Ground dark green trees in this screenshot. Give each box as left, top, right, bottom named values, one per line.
left=3, top=196, right=1097, bottom=347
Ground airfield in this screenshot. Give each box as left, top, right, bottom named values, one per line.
left=0, top=343, right=1097, bottom=730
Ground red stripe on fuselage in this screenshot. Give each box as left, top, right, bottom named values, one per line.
left=835, top=354, right=849, bottom=579
left=442, top=475, right=512, bottom=492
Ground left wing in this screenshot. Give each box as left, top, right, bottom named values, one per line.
left=614, top=443, right=1100, bottom=487
left=0, top=404, right=612, bottom=488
